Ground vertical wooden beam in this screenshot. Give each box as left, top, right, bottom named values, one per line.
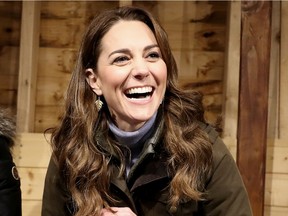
left=279, top=1, right=288, bottom=139
left=17, top=1, right=40, bottom=132
left=238, top=1, right=272, bottom=215
left=267, top=1, right=280, bottom=139
left=222, top=1, right=241, bottom=157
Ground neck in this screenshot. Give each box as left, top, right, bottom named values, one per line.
left=108, top=111, right=157, bottom=148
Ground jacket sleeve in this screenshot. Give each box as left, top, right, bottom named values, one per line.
left=201, top=135, right=253, bottom=216
left=42, top=157, right=72, bottom=216
left=0, top=137, right=22, bottom=216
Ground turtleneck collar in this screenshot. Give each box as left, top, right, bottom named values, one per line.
left=108, top=111, right=157, bottom=148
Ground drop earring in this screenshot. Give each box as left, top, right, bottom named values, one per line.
left=95, top=96, right=103, bottom=112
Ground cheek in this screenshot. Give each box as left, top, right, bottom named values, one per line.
left=98, top=71, right=125, bottom=91
left=156, top=63, right=168, bottom=84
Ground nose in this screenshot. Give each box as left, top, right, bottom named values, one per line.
left=131, top=58, right=149, bottom=79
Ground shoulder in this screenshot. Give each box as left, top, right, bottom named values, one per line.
left=198, top=122, right=234, bottom=168
left=198, top=123, right=253, bottom=215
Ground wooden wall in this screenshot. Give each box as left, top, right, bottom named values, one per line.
left=223, top=1, right=288, bottom=215
left=0, top=1, right=287, bottom=216
left=0, top=1, right=21, bottom=113
left=0, top=1, right=225, bottom=133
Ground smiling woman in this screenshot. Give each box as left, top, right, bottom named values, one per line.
left=85, top=20, right=167, bottom=131
left=42, top=6, right=252, bottom=216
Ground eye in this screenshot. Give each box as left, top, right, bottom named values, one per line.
left=146, top=51, right=161, bottom=61
left=113, top=55, right=130, bottom=65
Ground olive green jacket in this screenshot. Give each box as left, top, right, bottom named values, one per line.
left=42, top=121, right=252, bottom=216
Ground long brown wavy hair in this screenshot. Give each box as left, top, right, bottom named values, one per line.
left=50, top=6, right=213, bottom=216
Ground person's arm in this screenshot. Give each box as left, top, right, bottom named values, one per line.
left=0, top=136, right=22, bottom=216
left=42, top=157, right=72, bottom=216
left=201, top=137, right=253, bottom=216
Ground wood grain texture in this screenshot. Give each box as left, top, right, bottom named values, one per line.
left=222, top=1, right=241, bottom=140
left=0, top=2, right=21, bottom=46
left=267, top=1, right=280, bottom=139
left=238, top=1, right=272, bottom=215
left=0, top=1, right=21, bottom=111
left=22, top=200, right=42, bottom=216
left=16, top=1, right=41, bottom=132
left=279, top=2, right=288, bottom=139
left=264, top=206, right=288, bottom=216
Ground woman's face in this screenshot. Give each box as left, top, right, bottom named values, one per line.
left=86, top=20, right=167, bottom=131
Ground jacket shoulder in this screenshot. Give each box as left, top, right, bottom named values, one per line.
left=198, top=122, right=252, bottom=215
left=198, top=122, right=233, bottom=166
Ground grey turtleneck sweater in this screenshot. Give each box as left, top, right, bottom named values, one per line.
left=108, top=112, right=157, bottom=175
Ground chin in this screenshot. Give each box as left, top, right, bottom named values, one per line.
left=133, top=112, right=156, bottom=123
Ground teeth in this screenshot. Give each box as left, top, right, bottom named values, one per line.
left=126, top=86, right=152, bottom=94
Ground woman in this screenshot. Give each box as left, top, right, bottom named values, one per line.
left=0, top=108, right=21, bottom=216
left=42, top=6, right=252, bottom=216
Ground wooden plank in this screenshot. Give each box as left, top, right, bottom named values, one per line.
left=41, top=1, right=86, bottom=19
left=279, top=2, right=288, bottom=139
left=0, top=1, right=22, bottom=18
left=174, top=50, right=224, bottom=83
left=153, top=1, right=227, bottom=24
left=14, top=133, right=51, bottom=168
left=22, top=200, right=42, bottom=216
left=39, top=1, right=119, bottom=48
left=16, top=1, right=41, bottom=132
left=40, top=1, right=118, bottom=19
left=18, top=167, right=47, bottom=200
left=222, top=1, right=241, bottom=141
left=40, top=18, right=85, bottom=48
left=224, top=138, right=288, bottom=167
left=264, top=206, right=288, bottom=216
left=34, top=106, right=63, bottom=133
left=119, top=0, right=132, bottom=7
left=38, top=47, right=77, bottom=77
left=0, top=17, right=21, bottom=46
left=0, top=46, right=19, bottom=75
left=267, top=138, right=288, bottom=147
left=162, top=23, right=226, bottom=52
left=0, top=90, right=17, bottom=106
left=154, top=1, right=227, bottom=52
left=134, top=1, right=227, bottom=52
left=267, top=1, right=280, bottom=139
left=0, top=2, right=21, bottom=46
left=265, top=173, right=288, bottom=207
left=266, top=145, right=288, bottom=174
left=0, top=48, right=18, bottom=108
left=0, top=74, right=18, bottom=90
left=238, top=2, right=272, bottom=215
left=36, top=76, right=70, bottom=106
left=181, top=80, right=222, bottom=94
left=202, top=94, right=222, bottom=111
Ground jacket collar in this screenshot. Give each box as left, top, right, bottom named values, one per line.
left=96, top=106, right=169, bottom=191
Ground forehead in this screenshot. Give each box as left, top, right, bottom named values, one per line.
left=101, top=20, right=157, bottom=49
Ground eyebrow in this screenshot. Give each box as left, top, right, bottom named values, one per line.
left=108, top=44, right=159, bottom=58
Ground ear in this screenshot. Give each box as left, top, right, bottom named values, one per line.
left=85, top=68, right=103, bottom=95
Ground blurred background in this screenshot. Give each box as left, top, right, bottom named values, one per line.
left=0, top=1, right=287, bottom=215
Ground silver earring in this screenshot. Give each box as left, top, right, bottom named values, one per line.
left=95, top=96, right=103, bottom=112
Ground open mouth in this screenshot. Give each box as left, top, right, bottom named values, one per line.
left=124, top=86, right=154, bottom=99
